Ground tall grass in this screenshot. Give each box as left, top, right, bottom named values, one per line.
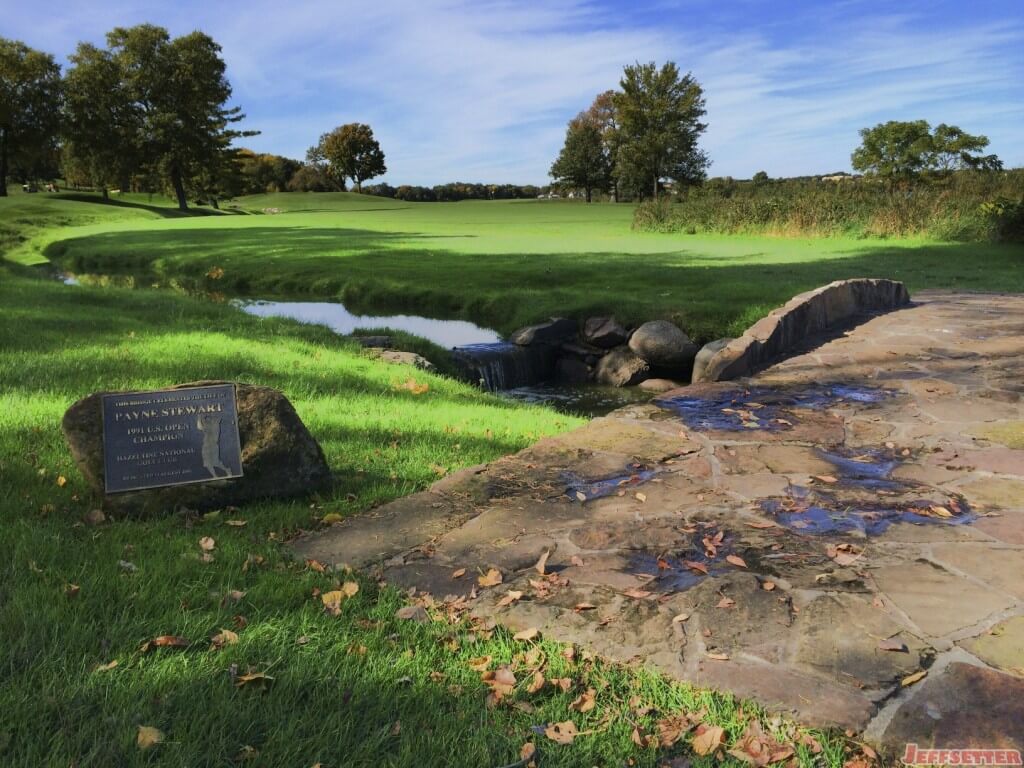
left=634, top=170, right=1024, bottom=241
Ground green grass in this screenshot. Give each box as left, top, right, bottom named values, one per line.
left=26, top=190, right=1024, bottom=343
left=0, top=197, right=860, bottom=766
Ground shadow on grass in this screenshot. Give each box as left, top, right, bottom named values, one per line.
left=55, top=192, right=244, bottom=218
left=44, top=225, right=1024, bottom=340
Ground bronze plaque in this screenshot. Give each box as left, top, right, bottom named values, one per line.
left=102, top=384, right=243, bottom=493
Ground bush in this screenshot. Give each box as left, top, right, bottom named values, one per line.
left=633, top=169, right=1024, bottom=242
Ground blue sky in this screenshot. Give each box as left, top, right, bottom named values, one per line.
left=8, top=0, right=1023, bottom=184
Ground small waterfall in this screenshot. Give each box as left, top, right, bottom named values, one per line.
left=451, top=342, right=557, bottom=391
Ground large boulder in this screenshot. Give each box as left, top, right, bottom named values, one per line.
left=510, top=317, right=578, bottom=346
left=555, top=357, right=591, bottom=384
left=62, top=381, right=331, bottom=514
left=628, top=320, right=698, bottom=370
left=691, top=338, right=734, bottom=383
left=582, top=316, right=628, bottom=349
left=593, top=346, right=650, bottom=387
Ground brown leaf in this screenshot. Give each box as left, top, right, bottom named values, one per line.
left=706, top=651, right=730, bottom=661
left=573, top=602, right=597, bottom=612
left=65, top=583, right=80, bottom=599
left=622, top=587, right=652, bottom=599
left=635, top=491, right=647, bottom=503
left=632, top=727, right=654, bottom=748
left=761, top=581, right=777, bottom=591
left=656, top=715, right=693, bottom=748
left=513, top=627, right=539, bottom=641
left=716, top=596, right=736, bottom=609
left=467, top=655, right=492, bottom=671
left=136, top=725, right=164, bottom=750
left=672, top=613, right=690, bottom=624
left=483, top=666, right=517, bottom=695
left=527, top=671, right=545, bottom=694
left=692, top=724, right=725, bottom=756
left=726, top=554, right=748, bottom=569
left=305, top=559, right=328, bottom=573
left=877, top=637, right=908, bottom=653
left=84, top=509, right=106, bottom=525
left=552, top=677, right=572, bottom=692
left=683, top=560, right=709, bottom=575
left=570, top=555, right=585, bottom=567
left=813, top=475, right=838, bottom=484
left=901, top=669, right=927, bottom=686
left=94, top=659, right=119, bottom=672
left=534, top=550, right=550, bottom=575
left=497, top=590, right=523, bottom=607
left=545, top=721, right=578, bottom=745
left=520, top=742, right=537, bottom=764
left=746, top=519, right=777, bottom=529
left=451, top=568, right=466, bottom=579
left=199, top=536, right=216, bottom=551
left=395, top=605, right=429, bottom=622
left=477, top=568, right=503, bottom=587
left=570, top=687, right=596, bottom=713
left=139, top=635, right=189, bottom=653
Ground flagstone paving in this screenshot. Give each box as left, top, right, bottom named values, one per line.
left=293, top=291, right=1024, bottom=754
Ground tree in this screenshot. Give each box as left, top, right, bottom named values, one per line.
left=63, top=42, right=138, bottom=198
left=585, top=90, right=622, bottom=200
left=851, top=120, right=1001, bottom=182
left=309, top=123, right=386, bottom=192
left=0, top=38, right=62, bottom=196
left=613, top=61, right=708, bottom=200
left=549, top=116, right=610, bottom=202
left=752, top=170, right=770, bottom=186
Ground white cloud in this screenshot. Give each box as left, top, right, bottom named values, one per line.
left=7, top=1, right=1024, bottom=181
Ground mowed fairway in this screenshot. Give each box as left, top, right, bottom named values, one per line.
left=28, top=191, right=1024, bottom=341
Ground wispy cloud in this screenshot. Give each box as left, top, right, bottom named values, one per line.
left=6, top=0, right=1023, bottom=181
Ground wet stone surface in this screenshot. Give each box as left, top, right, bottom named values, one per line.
left=291, top=291, right=1024, bottom=753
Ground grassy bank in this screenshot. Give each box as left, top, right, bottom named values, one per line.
left=0, top=270, right=863, bottom=767
left=23, top=191, right=1024, bottom=344
left=634, top=170, right=1024, bottom=241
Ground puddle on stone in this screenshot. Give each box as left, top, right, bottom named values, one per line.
left=657, top=384, right=893, bottom=432
left=626, top=531, right=733, bottom=592
left=762, top=497, right=975, bottom=536
left=563, top=468, right=657, bottom=502
left=816, top=446, right=904, bottom=491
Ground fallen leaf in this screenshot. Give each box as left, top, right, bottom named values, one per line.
left=65, top=583, right=80, bottom=599
left=683, top=560, right=709, bottom=576
left=451, top=568, right=466, bottom=579
left=570, top=687, right=596, bottom=713
left=573, top=602, right=597, bottom=612
left=761, top=581, right=776, bottom=591
left=877, top=637, right=908, bottom=653
left=520, top=742, right=537, bottom=764
left=235, top=671, right=274, bottom=689
left=656, top=715, right=693, bottom=748
left=395, top=605, right=429, bottom=622
left=527, top=671, right=545, bottom=694
left=813, top=475, right=838, bottom=484
left=136, top=725, right=164, bottom=750
left=706, top=651, right=730, bottom=661
left=552, top=677, right=572, bottom=692
left=139, top=635, right=189, bottom=652
left=901, top=670, right=927, bottom=686
left=544, top=721, right=578, bottom=745
left=478, top=568, right=503, bottom=587
left=210, top=629, right=239, bottom=650
left=467, top=655, right=492, bottom=671
left=632, top=727, right=654, bottom=748
left=513, top=627, right=539, bottom=641
left=575, top=491, right=587, bottom=502
left=746, top=520, right=777, bottom=529
left=225, top=519, right=247, bottom=527
left=692, top=725, right=725, bottom=756
left=533, top=550, right=550, bottom=575
left=635, top=492, right=647, bottom=503
left=234, top=745, right=259, bottom=761
left=84, top=509, right=106, bottom=525
left=199, top=536, right=216, bottom=551
left=321, top=513, right=344, bottom=524
left=483, top=666, right=517, bottom=695
left=342, top=581, right=360, bottom=597
left=222, top=589, right=246, bottom=605
left=622, top=587, right=652, bottom=599
left=672, top=613, right=690, bottom=624
left=497, top=590, right=523, bottom=607
left=570, top=555, right=585, bottom=566
left=321, top=591, right=346, bottom=616
left=95, top=660, right=118, bottom=672
left=56, top=475, right=67, bottom=487
left=726, top=554, right=748, bottom=569
left=716, top=596, right=736, bottom=609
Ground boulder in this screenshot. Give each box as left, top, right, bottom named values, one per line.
left=691, top=338, right=734, bottom=383
left=555, top=357, right=591, bottom=384
left=582, top=316, right=628, bottom=349
left=637, top=378, right=686, bottom=393
left=61, top=381, right=331, bottom=514
left=628, top=320, right=698, bottom=370
left=510, top=317, right=578, bottom=346
left=370, top=348, right=436, bottom=372
left=594, top=346, right=650, bottom=387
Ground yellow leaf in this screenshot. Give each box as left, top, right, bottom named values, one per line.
left=725, top=554, right=747, bottom=568
left=342, top=581, right=359, bottom=597
left=672, top=613, right=690, bottom=623
left=210, top=629, right=239, bottom=650
left=635, top=492, right=647, bottom=503
left=95, top=660, right=119, bottom=672
left=136, top=725, right=164, bottom=750
left=901, top=669, right=927, bottom=687
left=513, top=627, right=539, bottom=641
left=226, top=519, right=247, bottom=527
left=706, top=651, right=730, bottom=661
left=451, top=568, right=466, bottom=579
left=321, top=590, right=345, bottom=616
left=56, top=475, right=67, bottom=487
left=235, top=671, right=274, bottom=689
left=497, top=590, right=523, bottom=608
left=321, top=513, right=344, bottom=524
left=570, top=687, right=596, bottom=713
left=477, top=568, right=503, bottom=587
left=467, top=655, right=492, bottom=671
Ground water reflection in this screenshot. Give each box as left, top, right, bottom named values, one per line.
left=235, top=299, right=501, bottom=348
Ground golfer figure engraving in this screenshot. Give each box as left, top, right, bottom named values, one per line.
left=197, top=412, right=233, bottom=477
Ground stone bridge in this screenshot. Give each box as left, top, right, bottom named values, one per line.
left=293, top=290, right=1024, bottom=753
